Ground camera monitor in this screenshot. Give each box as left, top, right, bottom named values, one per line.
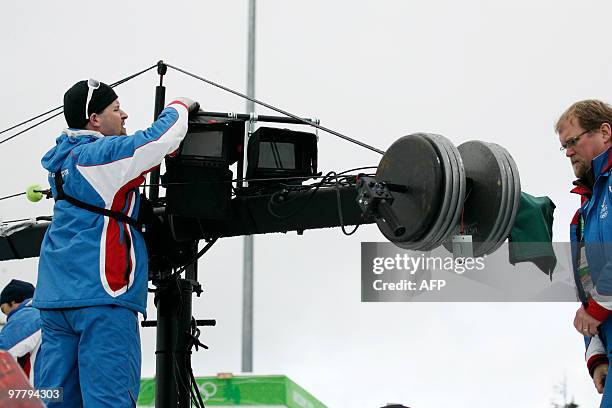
left=180, top=130, right=224, bottom=158
left=246, top=127, right=318, bottom=185
left=176, top=116, right=245, bottom=167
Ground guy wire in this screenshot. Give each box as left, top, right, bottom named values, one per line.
left=0, top=63, right=158, bottom=146
left=165, top=63, right=385, bottom=155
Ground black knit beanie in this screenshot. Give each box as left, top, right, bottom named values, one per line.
left=63, top=79, right=118, bottom=129
left=0, top=279, right=35, bottom=305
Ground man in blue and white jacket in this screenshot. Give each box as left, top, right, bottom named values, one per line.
left=0, top=279, right=41, bottom=385
left=33, top=79, right=199, bottom=407
left=557, top=100, right=612, bottom=407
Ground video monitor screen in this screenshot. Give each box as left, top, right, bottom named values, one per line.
left=181, top=131, right=224, bottom=158
left=257, top=142, right=296, bottom=169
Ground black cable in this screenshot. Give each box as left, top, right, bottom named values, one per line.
left=142, top=175, right=325, bottom=189
left=0, top=63, right=158, bottom=146
left=1, top=218, right=29, bottom=223
left=188, top=318, right=208, bottom=408
left=268, top=174, right=357, bottom=198
left=0, top=106, right=63, bottom=135
left=0, top=111, right=64, bottom=146
left=172, top=351, right=190, bottom=405
left=266, top=176, right=328, bottom=218
left=264, top=169, right=371, bottom=224
left=336, top=165, right=378, bottom=176
left=108, top=63, right=158, bottom=88
left=190, top=387, right=199, bottom=408
left=0, top=64, right=154, bottom=137
left=189, top=366, right=205, bottom=408
left=334, top=174, right=360, bottom=235
left=171, top=237, right=219, bottom=279
left=186, top=319, right=206, bottom=408
left=267, top=171, right=340, bottom=219
left=0, top=192, right=25, bottom=201
left=139, top=166, right=378, bottom=189
left=171, top=277, right=206, bottom=408
left=190, top=386, right=203, bottom=408
left=165, top=63, right=385, bottom=155
left=169, top=277, right=191, bottom=406
left=263, top=170, right=360, bottom=230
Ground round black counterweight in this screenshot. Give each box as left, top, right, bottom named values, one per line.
left=375, top=134, right=444, bottom=242
left=455, top=141, right=505, bottom=255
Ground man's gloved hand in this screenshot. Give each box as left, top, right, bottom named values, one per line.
left=594, top=363, right=608, bottom=394
left=172, top=97, right=200, bottom=115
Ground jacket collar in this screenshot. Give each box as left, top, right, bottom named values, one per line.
left=592, top=146, right=612, bottom=176
left=62, top=128, right=104, bottom=139
left=570, top=146, right=612, bottom=198
left=6, top=298, right=32, bottom=320
left=571, top=178, right=592, bottom=198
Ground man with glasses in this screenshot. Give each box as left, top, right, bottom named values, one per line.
left=557, top=99, right=612, bottom=406
left=33, top=79, right=199, bottom=407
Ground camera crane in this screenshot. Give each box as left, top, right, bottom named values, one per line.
left=0, top=61, right=521, bottom=407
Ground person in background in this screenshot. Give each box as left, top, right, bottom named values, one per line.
left=0, top=279, right=41, bottom=384
left=556, top=100, right=612, bottom=407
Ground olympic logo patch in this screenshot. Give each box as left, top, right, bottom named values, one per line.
left=196, top=382, right=218, bottom=401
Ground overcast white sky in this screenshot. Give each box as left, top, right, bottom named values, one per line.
left=1, top=1, right=611, bottom=407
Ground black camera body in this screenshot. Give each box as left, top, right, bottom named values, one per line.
left=164, top=115, right=244, bottom=220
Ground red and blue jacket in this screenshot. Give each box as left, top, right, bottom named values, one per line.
left=33, top=101, right=189, bottom=316
left=570, top=146, right=612, bottom=376
left=0, top=298, right=41, bottom=384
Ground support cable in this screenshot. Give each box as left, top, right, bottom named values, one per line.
left=0, top=112, right=64, bottom=146
left=0, top=192, right=25, bottom=201
left=0, top=63, right=158, bottom=146
left=0, top=107, right=63, bottom=136
left=165, top=63, right=385, bottom=155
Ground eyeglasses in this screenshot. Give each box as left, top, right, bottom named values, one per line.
left=85, top=78, right=100, bottom=120
left=559, top=128, right=593, bottom=152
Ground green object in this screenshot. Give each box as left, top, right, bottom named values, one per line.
left=137, top=375, right=328, bottom=407
left=508, top=192, right=557, bottom=276
left=26, top=184, right=43, bottom=202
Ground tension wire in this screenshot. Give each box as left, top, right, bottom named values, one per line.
left=165, top=63, right=385, bottom=155
left=0, top=63, right=158, bottom=146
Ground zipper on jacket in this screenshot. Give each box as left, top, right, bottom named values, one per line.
left=123, top=222, right=132, bottom=291
left=122, top=190, right=136, bottom=291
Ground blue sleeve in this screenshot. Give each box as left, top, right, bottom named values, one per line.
left=72, top=103, right=190, bottom=202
